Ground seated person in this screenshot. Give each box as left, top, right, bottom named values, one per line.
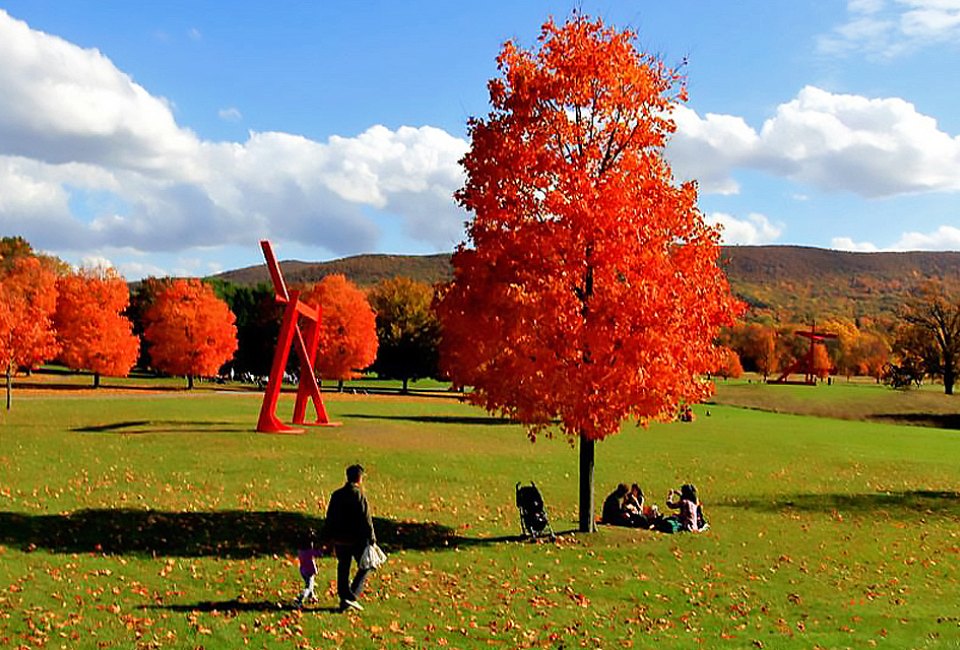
left=623, top=483, right=659, bottom=528
left=600, top=483, right=630, bottom=526
left=665, top=484, right=703, bottom=532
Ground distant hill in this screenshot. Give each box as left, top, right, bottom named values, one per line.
left=211, top=246, right=960, bottom=322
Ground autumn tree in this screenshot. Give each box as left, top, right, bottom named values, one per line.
left=811, top=343, right=832, bottom=380
left=55, top=267, right=140, bottom=387
left=0, top=256, right=60, bottom=409
left=897, top=281, right=960, bottom=394
left=436, top=16, right=741, bottom=532
left=714, top=346, right=744, bottom=380
left=143, top=278, right=238, bottom=389
left=301, top=274, right=378, bottom=390
left=368, top=277, right=441, bottom=393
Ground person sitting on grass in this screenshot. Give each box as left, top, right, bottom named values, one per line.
left=601, top=483, right=631, bottom=526
left=623, top=483, right=659, bottom=528
left=665, top=484, right=705, bottom=532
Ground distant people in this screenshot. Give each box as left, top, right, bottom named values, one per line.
left=323, top=464, right=377, bottom=612
left=665, top=484, right=705, bottom=532
left=293, top=529, right=323, bottom=609
left=601, top=483, right=630, bottom=526
left=678, top=405, right=695, bottom=422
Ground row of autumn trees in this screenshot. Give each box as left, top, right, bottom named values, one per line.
left=0, top=236, right=444, bottom=405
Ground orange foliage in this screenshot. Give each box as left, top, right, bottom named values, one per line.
left=437, top=16, right=742, bottom=443
left=301, top=274, right=378, bottom=382
left=143, top=279, right=237, bottom=384
left=715, top=347, right=744, bottom=379
left=811, top=343, right=832, bottom=379
left=0, top=256, right=60, bottom=375
left=55, top=268, right=139, bottom=382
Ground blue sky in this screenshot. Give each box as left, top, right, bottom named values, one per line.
left=1, top=1, right=959, bottom=279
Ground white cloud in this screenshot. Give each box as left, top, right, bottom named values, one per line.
left=892, top=225, right=960, bottom=250
left=705, top=212, right=783, bottom=245
left=218, top=107, right=242, bottom=122
left=188, top=27, right=202, bottom=42
left=832, top=226, right=960, bottom=251
left=0, top=10, right=469, bottom=271
left=831, top=236, right=880, bottom=252
left=670, top=86, right=960, bottom=198
left=818, top=0, right=960, bottom=58
left=669, top=106, right=758, bottom=194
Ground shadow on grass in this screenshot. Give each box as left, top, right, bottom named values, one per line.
left=143, top=600, right=342, bottom=614
left=343, top=413, right=515, bottom=426
left=868, top=413, right=960, bottom=430
left=729, top=490, right=960, bottom=518
left=73, top=420, right=249, bottom=434
left=0, top=510, right=528, bottom=558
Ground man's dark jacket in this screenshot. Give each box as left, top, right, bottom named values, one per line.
left=323, top=482, right=375, bottom=546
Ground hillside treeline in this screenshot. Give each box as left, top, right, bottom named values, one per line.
left=4, top=236, right=960, bottom=400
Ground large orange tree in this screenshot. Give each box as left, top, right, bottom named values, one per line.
left=301, top=274, right=378, bottom=390
left=0, top=256, right=60, bottom=409
left=55, top=268, right=140, bottom=388
left=143, top=278, right=238, bottom=389
left=436, top=15, right=742, bottom=531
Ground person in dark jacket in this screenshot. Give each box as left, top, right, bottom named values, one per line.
left=323, top=463, right=376, bottom=612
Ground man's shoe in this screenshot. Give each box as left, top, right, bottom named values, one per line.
left=341, top=599, right=364, bottom=611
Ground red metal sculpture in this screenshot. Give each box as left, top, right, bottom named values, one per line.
left=256, top=240, right=340, bottom=433
left=770, top=321, right=837, bottom=385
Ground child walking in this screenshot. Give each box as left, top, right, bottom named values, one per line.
left=294, top=530, right=323, bottom=609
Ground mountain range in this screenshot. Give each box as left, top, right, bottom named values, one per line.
left=213, top=246, right=960, bottom=323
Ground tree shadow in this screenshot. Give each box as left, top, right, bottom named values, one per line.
left=73, top=420, right=249, bottom=434
left=0, top=509, right=530, bottom=558
left=868, top=413, right=960, bottom=430
left=142, top=600, right=342, bottom=614
left=344, top=413, right=516, bottom=426
left=728, top=490, right=960, bottom=518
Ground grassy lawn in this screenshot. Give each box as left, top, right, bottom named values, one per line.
left=1, top=378, right=958, bottom=648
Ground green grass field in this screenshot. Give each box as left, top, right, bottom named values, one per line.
left=1, top=377, right=958, bottom=649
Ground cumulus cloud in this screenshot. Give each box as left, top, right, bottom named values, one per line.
left=670, top=86, right=960, bottom=198
left=705, top=212, right=783, bottom=245
left=833, top=225, right=960, bottom=251
left=818, top=0, right=960, bottom=58
left=831, top=236, right=880, bottom=252
left=0, top=9, right=469, bottom=272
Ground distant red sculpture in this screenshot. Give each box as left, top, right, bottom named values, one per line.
left=256, top=240, right=340, bottom=433
left=770, top=321, right=837, bottom=385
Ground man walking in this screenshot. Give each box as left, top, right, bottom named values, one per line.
left=323, top=463, right=376, bottom=612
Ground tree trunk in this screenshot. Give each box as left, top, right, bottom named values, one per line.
left=94, top=372, right=101, bottom=389
left=187, top=375, right=194, bottom=390
left=945, top=362, right=955, bottom=395
left=5, top=365, right=11, bottom=411
left=578, top=434, right=596, bottom=533
left=337, top=379, right=344, bottom=393
left=402, top=377, right=409, bottom=394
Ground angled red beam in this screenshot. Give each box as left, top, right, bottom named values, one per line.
left=256, top=240, right=340, bottom=433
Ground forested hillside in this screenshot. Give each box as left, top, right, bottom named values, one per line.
left=213, top=246, right=960, bottom=322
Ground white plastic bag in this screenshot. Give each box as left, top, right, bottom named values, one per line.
left=359, top=543, right=387, bottom=570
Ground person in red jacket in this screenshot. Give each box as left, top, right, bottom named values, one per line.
left=323, top=464, right=376, bottom=612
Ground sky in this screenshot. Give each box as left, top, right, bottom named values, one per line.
left=1, top=0, right=959, bottom=280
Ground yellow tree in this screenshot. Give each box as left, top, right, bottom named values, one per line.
left=55, top=268, right=140, bottom=387
left=436, top=15, right=742, bottom=531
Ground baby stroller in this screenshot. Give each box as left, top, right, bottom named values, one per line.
left=515, top=482, right=555, bottom=540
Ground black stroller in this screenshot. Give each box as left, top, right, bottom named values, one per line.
left=515, top=482, right=555, bottom=540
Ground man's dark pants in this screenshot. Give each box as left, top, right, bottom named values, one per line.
left=335, top=543, right=371, bottom=602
